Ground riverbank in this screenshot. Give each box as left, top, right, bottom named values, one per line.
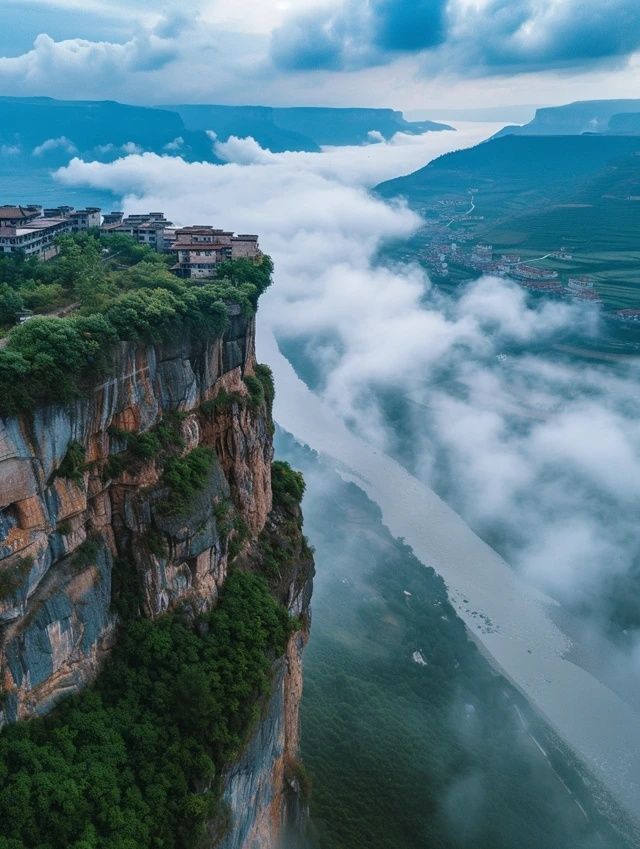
left=259, top=326, right=640, bottom=832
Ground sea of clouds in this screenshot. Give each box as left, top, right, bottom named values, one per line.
left=57, top=124, right=640, bottom=638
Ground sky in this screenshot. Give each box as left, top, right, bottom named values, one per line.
left=1, top=0, right=640, bottom=111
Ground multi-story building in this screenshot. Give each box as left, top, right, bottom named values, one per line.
left=44, top=206, right=102, bottom=232
left=100, top=211, right=173, bottom=251
left=0, top=203, right=262, bottom=272
left=0, top=204, right=102, bottom=259
left=0, top=205, right=42, bottom=227
left=171, top=227, right=260, bottom=279
left=0, top=216, right=75, bottom=259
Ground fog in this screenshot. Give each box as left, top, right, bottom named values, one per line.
left=58, top=124, right=640, bottom=633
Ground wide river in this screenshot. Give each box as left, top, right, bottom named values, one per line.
left=258, top=328, right=640, bottom=828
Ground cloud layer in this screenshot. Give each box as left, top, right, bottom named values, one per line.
left=56, top=129, right=640, bottom=636
left=272, top=0, right=640, bottom=74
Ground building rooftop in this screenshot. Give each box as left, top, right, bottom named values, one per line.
left=0, top=205, right=41, bottom=220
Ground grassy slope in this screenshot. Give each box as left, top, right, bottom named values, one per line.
left=376, top=135, right=640, bottom=310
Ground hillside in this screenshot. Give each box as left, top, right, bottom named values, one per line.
left=376, top=134, right=640, bottom=311
left=376, top=134, right=640, bottom=214
left=494, top=99, right=640, bottom=137
left=164, top=104, right=453, bottom=149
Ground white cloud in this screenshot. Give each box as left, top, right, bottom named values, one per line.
left=32, top=135, right=77, bottom=156
left=163, top=136, right=184, bottom=151
left=55, top=125, right=640, bottom=624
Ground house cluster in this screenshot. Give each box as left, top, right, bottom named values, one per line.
left=420, top=239, right=605, bottom=303
left=0, top=204, right=261, bottom=279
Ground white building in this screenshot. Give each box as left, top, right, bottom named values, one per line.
left=0, top=204, right=103, bottom=260
left=0, top=217, right=74, bottom=259
left=100, top=211, right=173, bottom=251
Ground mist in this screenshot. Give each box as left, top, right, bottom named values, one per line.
left=57, top=123, right=640, bottom=648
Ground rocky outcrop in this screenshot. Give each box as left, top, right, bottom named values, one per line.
left=0, top=308, right=270, bottom=722
left=216, top=498, right=314, bottom=849
left=0, top=303, right=313, bottom=849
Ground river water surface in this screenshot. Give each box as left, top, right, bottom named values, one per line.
left=258, top=328, right=640, bottom=826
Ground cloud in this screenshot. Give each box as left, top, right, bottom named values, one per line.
left=271, top=0, right=446, bottom=70
left=0, top=31, right=177, bottom=96
left=120, top=141, right=143, bottom=154
left=213, top=135, right=278, bottom=165
left=54, top=128, right=640, bottom=633
left=32, top=135, right=77, bottom=156
left=163, top=136, right=184, bottom=151
left=442, top=0, right=640, bottom=74
left=0, top=144, right=21, bottom=156
left=271, top=0, right=640, bottom=74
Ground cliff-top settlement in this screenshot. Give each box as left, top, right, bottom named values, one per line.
left=0, top=203, right=261, bottom=280
left=0, top=228, right=313, bottom=849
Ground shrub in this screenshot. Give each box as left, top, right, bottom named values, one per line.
left=160, top=447, right=215, bottom=516
left=0, top=556, right=33, bottom=601
left=271, top=461, right=305, bottom=509
left=0, top=283, right=23, bottom=326
left=0, top=314, right=117, bottom=412
left=201, top=390, right=246, bottom=416
left=254, top=363, right=275, bottom=414
left=54, top=441, right=86, bottom=484
left=243, top=374, right=264, bottom=410
left=70, top=538, right=100, bottom=572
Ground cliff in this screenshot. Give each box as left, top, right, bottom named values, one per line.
left=0, top=305, right=313, bottom=848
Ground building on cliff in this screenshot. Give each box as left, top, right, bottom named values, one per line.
left=0, top=278, right=311, bottom=847
left=0, top=204, right=100, bottom=259
left=171, top=226, right=261, bottom=279
left=100, top=210, right=174, bottom=251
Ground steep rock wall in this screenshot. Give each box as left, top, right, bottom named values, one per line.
left=0, top=308, right=269, bottom=723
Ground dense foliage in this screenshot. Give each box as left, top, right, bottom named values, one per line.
left=274, top=435, right=633, bottom=849
left=0, top=234, right=273, bottom=416
left=0, top=571, right=292, bottom=849
left=271, top=460, right=306, bottom=509
left=160, top=447, right=216, bottom=516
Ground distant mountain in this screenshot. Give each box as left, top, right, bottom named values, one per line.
left=0, top=97, right=453, bottom=175
left=0, top=96, right=220, bottom=165
left=494, top=99, right=640, bottom=137
left=163, top=104, right=452, bottom=149
left=608, top=113, right=640, bottom=134
left=376, top=134, right=640, bottom=212
left=272, top=107, right=452, bottom=145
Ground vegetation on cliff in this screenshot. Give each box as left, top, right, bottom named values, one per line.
left=0, top=570, right=292, bottom=849
left=276, top=435, right=632, bottom=849
left=0, top=233, right=273, bottom=416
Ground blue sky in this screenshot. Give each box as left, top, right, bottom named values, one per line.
left=0, top=0, right=639, bottom=110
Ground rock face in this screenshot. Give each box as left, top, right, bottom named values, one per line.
left=0, top=311, right=312, bottom=849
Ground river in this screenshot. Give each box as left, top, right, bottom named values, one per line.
left=258, top=327, right=640, bottom=827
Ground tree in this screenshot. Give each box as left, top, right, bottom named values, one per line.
left=0, top=284, right=23, bottom=326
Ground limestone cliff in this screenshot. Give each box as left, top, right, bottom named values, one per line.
left=0, top=306, right=313, bottom=848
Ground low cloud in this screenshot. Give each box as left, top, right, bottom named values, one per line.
left=32, top=135, right=77, bottom=156
left=56, top=128, right=640, bottom=639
